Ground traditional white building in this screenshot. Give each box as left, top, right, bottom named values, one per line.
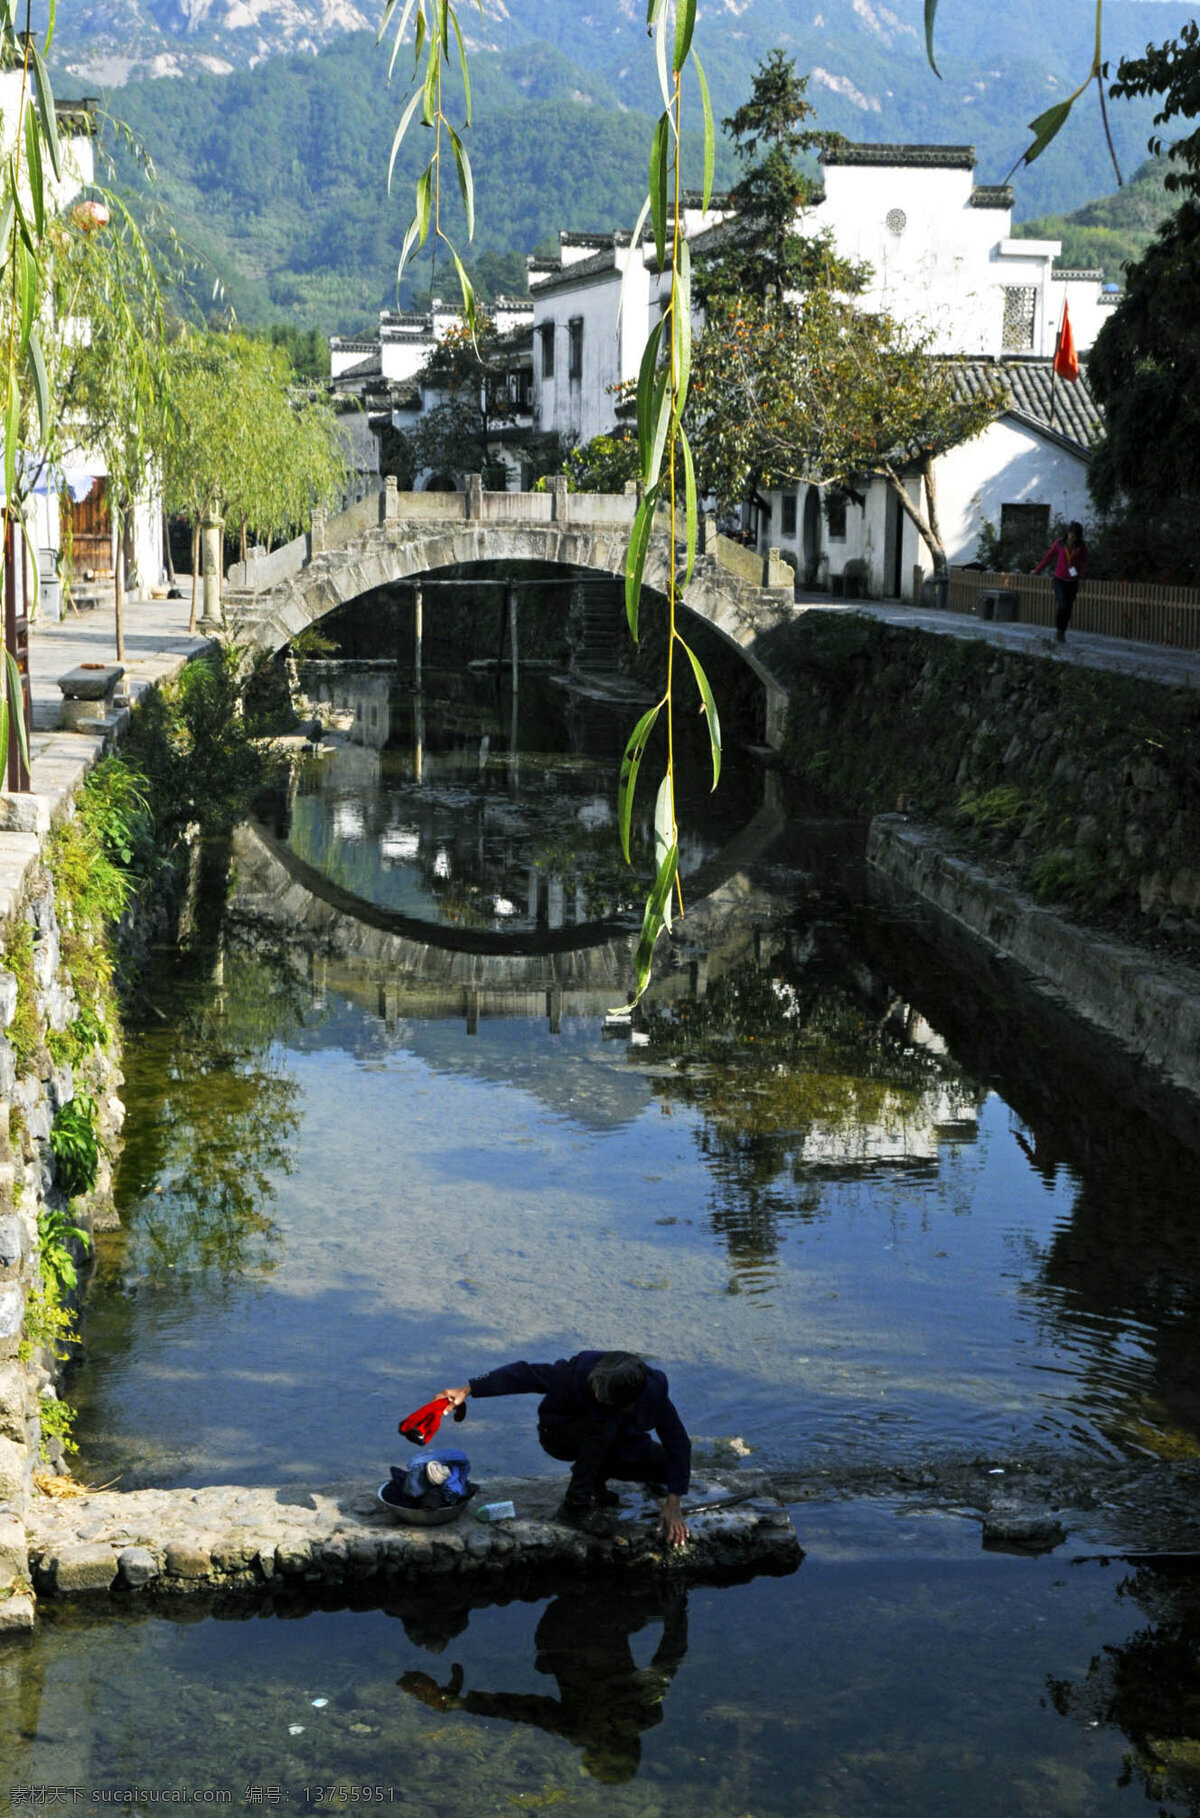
left=331, top=297, right=537, bottom=491
left=526, top=143, right=1110, bottom=600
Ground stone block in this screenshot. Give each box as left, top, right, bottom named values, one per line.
left=0, top=1592, right=34, bottom=1631
left=0, top=1435, right=24, bottom=1502
left=0, top=1514, right=26, bottom=1581
left=52, top=1544, right=117, bottom=1593
left=0, top=1284, right=23, bottom=1345
left=118, top=1547, right=159, bottom=1588
left=0, top=794, right=51, bottom=836
left=0, top=971, right=16, bottom=1029
left=165, top=1542, right=212, bottom=1579
left=275, top=1539, right=312, bottom=1576
left=0, top=1361, right=25, bottom=1444
left=0, top=1215, right=21, bottom=1269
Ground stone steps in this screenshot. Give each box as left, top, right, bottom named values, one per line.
left=28, top=1472, right=800, bottom=1604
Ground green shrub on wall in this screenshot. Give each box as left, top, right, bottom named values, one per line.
left=49, top=1096, right=102, bottom=1200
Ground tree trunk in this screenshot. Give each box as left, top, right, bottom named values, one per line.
left=240, top=518, right=248, bottom=564
left=162, top=505, right=176, bottom=584
left=189, top=522, right=200, bottom=634
left=880, top=462, right=945, bottom=575
left=113, top=504, right=126, bottom=662
left=921, top=455, right=946, bottom=574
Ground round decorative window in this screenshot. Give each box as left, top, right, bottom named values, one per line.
left=885, top=207, right=907, bottom=234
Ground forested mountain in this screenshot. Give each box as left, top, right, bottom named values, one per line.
left=1015, top=156, right=1178, bottom=274
left=58, top=1, right=1194, bottom=332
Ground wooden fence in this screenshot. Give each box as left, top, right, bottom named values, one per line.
left=946, top=568, right=1200, bottom=652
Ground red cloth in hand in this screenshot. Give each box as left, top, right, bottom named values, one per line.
left=398, top=1396, right=466, bottom=1446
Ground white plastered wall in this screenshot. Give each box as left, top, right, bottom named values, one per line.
left=927, top=416, right=1093, bottom=567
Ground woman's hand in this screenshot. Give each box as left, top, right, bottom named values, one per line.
left=441, top=1385, right=471, bottom=1409
left=658, top=1493, right=690, bottom=1548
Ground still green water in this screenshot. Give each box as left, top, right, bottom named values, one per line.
left=13, top=665, right=1200, bottom=1815
left=7, top=1510, right=1199, bottom=1817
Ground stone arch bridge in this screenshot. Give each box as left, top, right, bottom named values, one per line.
left=226, top=478, right=799, bottom=743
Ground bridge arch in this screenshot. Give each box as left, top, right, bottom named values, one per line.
left=232, top=494, right=797, bottom=744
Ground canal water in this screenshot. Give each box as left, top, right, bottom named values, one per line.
left=8, top=662, right=1200, bottom=1815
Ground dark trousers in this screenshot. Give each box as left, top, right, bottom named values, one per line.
left=1052, top=576, right=1079, bottom=639
left=539, top=1414, right=668, bottom=1503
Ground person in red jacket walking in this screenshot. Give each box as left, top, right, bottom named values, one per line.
left=1034, top=521, right=1088, bottom=643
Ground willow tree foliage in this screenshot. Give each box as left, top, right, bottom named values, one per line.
left=381, top=0, right=721, bottom=1005
left=50, top=196, right=171, bottom=658
left=162, top=333, right=346, bottom=621
left=0, top=3, right=69, bottom=766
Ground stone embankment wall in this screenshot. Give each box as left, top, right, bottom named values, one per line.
left=26, top=1474, right=801, bottom=1602
left=778, top=613, right=1200, bottom=950
left=0, top=823, right=126, bottom=1632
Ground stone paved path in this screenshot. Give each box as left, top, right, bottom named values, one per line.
left=791, top=593, right=1200, bottom=690
left=0, top=590, right=211, bottom=919
left=27, top=1473, right=801, bottom=1600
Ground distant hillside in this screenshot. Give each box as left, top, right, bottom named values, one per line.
left=77, top=4, right=1194, bottom=333
left=103, top=39, right=668, bottom=329
left=1014, top=156, right=1179, bottom=276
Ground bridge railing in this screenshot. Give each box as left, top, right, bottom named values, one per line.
left=226, top=478, right=795, bottom=595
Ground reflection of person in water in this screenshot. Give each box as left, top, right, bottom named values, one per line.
left=400, top=1585, right=689, bottom=1784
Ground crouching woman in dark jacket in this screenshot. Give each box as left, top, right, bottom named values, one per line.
left=440, top=1350, right=691, bottom=1546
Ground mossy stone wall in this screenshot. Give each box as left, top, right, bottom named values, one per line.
left=780, top=616, right=1200, bottom=951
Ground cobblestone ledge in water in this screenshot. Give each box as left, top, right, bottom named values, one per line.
left=27, top=1473, right=801, bottom=1603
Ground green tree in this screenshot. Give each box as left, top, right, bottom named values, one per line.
left=399, top=315, right=521, bottom=483
left=162, top=331, right=346, bottom=624
left=1087, top=24, right=1200, bottom=579
left=53, top=198, right=171, bottom=660
left=690, top=291, right=1004, bottom=573
left=695, top=51, right=864, bottom=307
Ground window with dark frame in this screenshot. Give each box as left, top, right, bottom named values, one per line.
left=825, top=493, right=848, bottom=540
left=1000, top=502, right=1050, bottom=544
left=540, top=323, right=555, bottom=380
left=781, top=493, right=797, bottom=536
left=568, top=318, right=583, bottom=381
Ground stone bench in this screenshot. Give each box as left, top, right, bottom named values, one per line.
left=57, top=663, right=125, bottom=730
left=27, top=1471, right=802, bottom=1604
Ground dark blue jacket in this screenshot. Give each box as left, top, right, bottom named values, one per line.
left=468, top=1351, right=691, bottom=1495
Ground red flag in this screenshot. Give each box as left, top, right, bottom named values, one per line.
left=1053, top=301, right=1080, bottom=383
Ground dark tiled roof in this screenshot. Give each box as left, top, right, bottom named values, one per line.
left=332, top=352, right=383, bottom=384
left=823, top=143, right=977, bottom=169
left=946, top=356, right=1103, bottom=452
left=530, top=245, right=622, bottom=294
left=969, top=185, right=1013, bottom=209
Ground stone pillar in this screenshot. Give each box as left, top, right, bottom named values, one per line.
left=310, top=507, right=327, bottom=556
left=200, top=517, right=224, bottom=628
left=384, top=475, right=399, bottom=525
left=549, top=475, right=568, bottom=523
left=465, top=474, right=483, bottom=520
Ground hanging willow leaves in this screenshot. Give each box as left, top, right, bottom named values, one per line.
left=381, top=0, right=481, bottom=334
left=617, top=702, right=663, bottom=864
left=379, top=0, right=723, bottom=1008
